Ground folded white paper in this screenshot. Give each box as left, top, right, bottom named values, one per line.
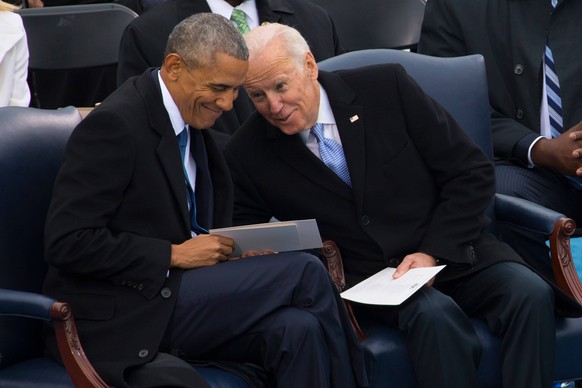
left=341, top=265, right=446, bottom=305
left=210, top=219, right=323, bottom=257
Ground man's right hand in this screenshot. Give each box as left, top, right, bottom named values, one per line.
left=170, top=234, right=235, bottom=269
left=531, top=120, right=582, bottom=176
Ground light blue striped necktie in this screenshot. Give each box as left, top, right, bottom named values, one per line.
left=545, top=0, right=563, bottom=138
left=310, top=123, right=352, bottom=186
left=545, top=0, right=582, bottom=189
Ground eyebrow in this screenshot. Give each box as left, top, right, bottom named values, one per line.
left=209, top=82, right=240, bottom=89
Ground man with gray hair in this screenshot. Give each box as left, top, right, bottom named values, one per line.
left=42, top=13, right=367, bottom=388
left=226, top=22, right=556, bottom=388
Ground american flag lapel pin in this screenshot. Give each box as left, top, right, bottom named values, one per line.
left=349, top=115, right=359, bottom=123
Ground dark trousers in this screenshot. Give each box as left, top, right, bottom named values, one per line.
left=357, top=262, right=555, bottom=388
left=166, top=252, right=368, bottom=388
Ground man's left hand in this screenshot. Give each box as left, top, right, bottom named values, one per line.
left=393, top=252, right=438, bottom=286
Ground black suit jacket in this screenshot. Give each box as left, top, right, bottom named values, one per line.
left=418, top=0, right=582, bottom=164
left=43, top=69, right=233, bottom=386
left=117, top=0, right=343, bottom=135
left=225, top=66, right=522, bottom=287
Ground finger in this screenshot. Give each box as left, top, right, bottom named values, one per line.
left=393, top=259, right=412, bottom=279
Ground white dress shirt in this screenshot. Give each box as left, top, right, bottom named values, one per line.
left=0, top=12, right=30, bottom=107
left=300, top=83, right=343, bottom=159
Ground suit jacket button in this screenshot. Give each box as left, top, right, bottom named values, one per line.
left=138, top=349, right=149, bottom=358
left=361, top=215, right=370, bottom=226
left=513, top=64, right=524, bottom=75
left=516, top=109, right=524, bottom=119
left=161, top=287, right=172, bottom=298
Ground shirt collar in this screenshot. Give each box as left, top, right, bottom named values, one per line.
left=157, top=70, right=186, bottom=136
left=299, top=83, right=335, bottom=143
left=206, top=0, right=259, bottom=30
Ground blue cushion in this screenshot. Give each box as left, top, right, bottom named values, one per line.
left=570, top=238, right=582, bottom=282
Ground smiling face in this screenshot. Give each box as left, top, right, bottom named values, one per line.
left=162, top=52, right=249, bottom=129
left=244, top=42, right=320, bottom=135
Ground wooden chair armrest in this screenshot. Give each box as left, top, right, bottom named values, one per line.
left=321, top=239, right=367, bottom=341
left=50, top=301, right=109, bottom=387
left=549, top=217, right=582, bottom=305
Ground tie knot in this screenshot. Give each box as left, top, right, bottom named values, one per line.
left=310, top=123, right=326, bottom=143
left=230, top=9, right=250, bottom=34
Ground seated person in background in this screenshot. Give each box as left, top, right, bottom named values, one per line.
left=224, top=22, right=557, bottom=388
left=0, top=0, right=30, bottom=107
left=43, top=13, right=367, bottom=388
left=418, top=0, right=582, bottom=307
left=117, top=0, right=343, bottom=136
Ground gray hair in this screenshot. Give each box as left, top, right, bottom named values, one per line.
left=164, top=13, right=249, bottom=69
left=244, top=23, right=310, bottom=69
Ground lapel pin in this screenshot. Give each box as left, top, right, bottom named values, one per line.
left=349, top=115, right=359, bottom=123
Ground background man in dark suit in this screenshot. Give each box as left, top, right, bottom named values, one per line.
left=224, top=23, right=556, bottom=388
left=418, top=0, right=582, bottom=286
left=42, top=14, right=367, bottom=388
left=117, top=0, right=343, bottom=136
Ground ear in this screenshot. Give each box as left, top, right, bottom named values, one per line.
left=304, top=51, right=318, bottom=80
left=162, top=53, right=183, bottom=81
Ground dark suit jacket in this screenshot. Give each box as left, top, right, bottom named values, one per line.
left=42, top=69, right=233, bottom=387
left=418, top=0, right=582, bottom=165
left=117, top=0, right=343, bottom=135
left=225, top=66, right=522, bottom=287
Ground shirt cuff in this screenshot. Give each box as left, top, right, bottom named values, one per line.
left=527, top=136, right=545, bottom=168
left=513, top=133, right=544, bottom=167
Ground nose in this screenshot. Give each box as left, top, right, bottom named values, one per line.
left=216, top=90, right=236, bottom=111
left=266, top=94, right=284, bottom=115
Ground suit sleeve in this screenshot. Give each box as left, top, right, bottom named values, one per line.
left=44, top=109, right=171, bottom=298
left=223, top=144, right=274, bottom=226
left=418, top=0, right=537, bottom=164
left=392, top=65, right=495, bottom=263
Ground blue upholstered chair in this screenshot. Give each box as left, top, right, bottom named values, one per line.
left=318, top=49, right=582, bottom=387
left=0, top=106, right=248, bottom=387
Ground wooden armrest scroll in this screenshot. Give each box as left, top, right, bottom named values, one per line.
left=50, top=302, right=109, bottom=388
left=549, top=217, right=582, bottom=305
left=321, top=239, right=366, bottom=341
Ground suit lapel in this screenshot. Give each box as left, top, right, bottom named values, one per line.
left=138, top=71, right=191, bottom=231
left=274, top=128, right=351, bottom=199
left=257, top=0, right=293, bottom=23
left=274, top=71, right=366, bottom=202
left=320, top=71, right=367, bottom=210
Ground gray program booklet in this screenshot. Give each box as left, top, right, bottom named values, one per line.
left=209, top=219, right=323, bottom=257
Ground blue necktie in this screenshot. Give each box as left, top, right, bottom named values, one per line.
left=177, top=128, right=208, bottom=234
left=310, top=123, right=352, bottom=186
left=545, top=0, right=582, bottom=188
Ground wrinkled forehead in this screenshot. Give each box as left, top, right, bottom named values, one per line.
left=246, top=50, right=301, bottom=86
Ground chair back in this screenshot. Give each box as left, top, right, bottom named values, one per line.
left=318, top=49, right=492, bottom=159
left=0, top=106, right=81, bottom=367
left=17, top=4, right=138, bottom=70
left=308, top=0, right=426, bottom=51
